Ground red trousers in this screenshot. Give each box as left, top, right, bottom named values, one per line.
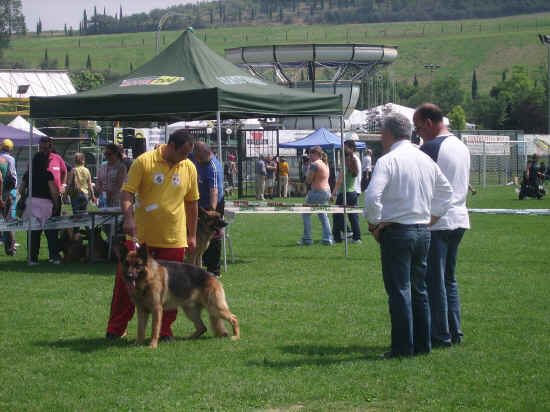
left=106, top=241, right=186, bottom=337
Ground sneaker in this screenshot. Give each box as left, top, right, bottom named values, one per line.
left=351, top=239, right=362, bottom=244
left=322, top=240, right=334, bottom=246
left=296, top=240, right=312, bottom=246
left=28, top=260, right=39, bottom=266
left=51, top=259, right=61, bottom=265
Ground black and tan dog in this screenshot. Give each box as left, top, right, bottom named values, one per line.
left=59, top=227, right=109, bottom=263
left=184, top=207, right=227, bottom=267
left=120, top=242, right=240, bottom=348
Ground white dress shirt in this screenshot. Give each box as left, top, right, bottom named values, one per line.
left=363, top=140, right=453, bottom=225
left=427, top=134, right=471, bottom=231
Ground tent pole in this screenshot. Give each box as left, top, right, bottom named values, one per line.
left=340, top=115, right=348, bottom=257
left=217, top=111, right=227, bottom=273
left=28, top=119, right=34, bottom=264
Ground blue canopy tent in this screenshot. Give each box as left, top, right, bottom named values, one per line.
left=279, top=128, right=365, bottom=149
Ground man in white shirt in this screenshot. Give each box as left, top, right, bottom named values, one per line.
left=364, top=113, right=453, bottom=358
left=415, top=103, right=471, bottom=347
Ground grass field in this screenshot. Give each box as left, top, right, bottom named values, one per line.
left=4, top=12, right=550, bottom=92
left=1, top=185, right=549, bottom=411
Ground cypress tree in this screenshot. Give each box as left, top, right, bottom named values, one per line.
left=65, top=53, right=69, bottom=68
left=471, top=69, right=478, bottom=100
left=413, top=73, right=419, bottom=88
left=86, top=54, right=92, bottom=70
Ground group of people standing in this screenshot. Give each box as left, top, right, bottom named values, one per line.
left=365, top=103, right=470, bottom=358
left=255, top=155, right=290, bottom=200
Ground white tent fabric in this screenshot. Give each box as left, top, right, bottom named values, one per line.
left=344, top=110, right=367, bottom=129
left=0, top=70, right=76, bottom=98
left=365, top=103, right=450, bottom=130
left=8, top=115, right=47, bottom=136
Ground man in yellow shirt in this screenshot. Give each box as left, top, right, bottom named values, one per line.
left=278, top=157, right=290, bottom=198
left=106, top=129, right=199, bottom=342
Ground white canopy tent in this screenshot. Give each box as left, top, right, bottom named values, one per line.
left=8, top=115, right=47, bottom=136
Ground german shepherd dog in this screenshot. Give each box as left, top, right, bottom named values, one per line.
left=120, top=242, right=240, bottom=348
left=184, top=207, right=227, bottom=267
left=59, top=227, right=109, bottom=263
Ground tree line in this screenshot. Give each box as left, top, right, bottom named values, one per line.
left=35, top=0, right=550, bottom=36
left=393, top=65, right=548, bottom=133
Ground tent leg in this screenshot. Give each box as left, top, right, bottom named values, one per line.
left=340, top=115, right=348, bottom=258
left=216, top=111, right=227, bottom=272
left=27, top=119, right=34, bottom=265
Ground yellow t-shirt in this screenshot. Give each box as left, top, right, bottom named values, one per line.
left=279, top=161, right=289, bottom=177
left=73, top=165, right=91, bottom=196
left=122, top=145, right=199, bottom=248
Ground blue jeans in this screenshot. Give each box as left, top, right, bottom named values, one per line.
left=301, top=190, right=333, bottom=244
left=71, top=192, right=88, bottom=215
left=426, top=229, right=466, bottom=345
left=332, top=192, right=361, bottom=241
left=380, top=224, right=431, bottom=356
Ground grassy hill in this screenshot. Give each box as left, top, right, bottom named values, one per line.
left=4, top=12, right=550, bottom=92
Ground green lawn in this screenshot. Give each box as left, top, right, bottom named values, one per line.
left=5, top=12, right=550, bottom=92
left=0, top=186, right=549, bottom=411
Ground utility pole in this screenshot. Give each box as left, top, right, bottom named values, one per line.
left=424, top=63, right=440, bottom=100
left=538, top=34, right=550, bottom=134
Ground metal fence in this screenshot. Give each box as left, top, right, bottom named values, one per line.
left=455, top=130, right=526, bottom=187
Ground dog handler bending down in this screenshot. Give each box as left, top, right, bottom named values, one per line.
left=106, top=129, right=199, bottom=341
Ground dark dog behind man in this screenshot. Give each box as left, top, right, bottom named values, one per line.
left=184, top=208, right=227, bottom=267
left=120, top=242, right=240, bottom=348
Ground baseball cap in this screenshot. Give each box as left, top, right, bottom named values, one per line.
left=1, top=138, right=14, bottom=150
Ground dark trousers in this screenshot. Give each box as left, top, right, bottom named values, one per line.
left=426, top=229, right=466, bottom=345
left=44, top=195, right=62, bottom=260
left=332, top=192, right=361, bottom=241
left=202, top=199, right=225, bottom=276
left=1, top=195, right=15, bottom=255
left=380, top=224, right=431, bottom=356
left=28, top=229, right=60, bottom=262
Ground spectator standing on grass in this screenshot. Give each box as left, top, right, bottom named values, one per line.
left=415, top=103, right=471, bottom=347
left=106, top=130, right=198, bottom=342
left=0, top=139, right=17, bottom=256
left=192, top=142, right=224, bottom=278
left=361, top=148, right=373, bottom=192
left=364, top=113, right=453, bottom=358
left=297, top=146, right=334, bottom=246
left=265, top=156, right=277, bottom=199
left=255, top=155, right=266, bottom=200
left=331, top=140, right=362, bottom=244
left=21, top=152, right=61, bottom=265
left=96, top=144, right=127, bottom=208
left=67, top=152, right=96, bottom=214
left=278, top=157, right=289, bottom=198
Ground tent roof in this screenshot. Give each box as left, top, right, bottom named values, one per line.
left=0, top=69, right=76, bottom=98
left=30, top=30, right=342, bottom=121
left=8, top=115, right=47, bottom=136
left=279, top=128, right=366, bottom=149
left=0, top=125, right=47, bottom=146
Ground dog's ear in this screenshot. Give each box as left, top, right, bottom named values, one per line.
left=137, top=243, right=148, bottom=262
left=119, top=242, right=129, bottom=263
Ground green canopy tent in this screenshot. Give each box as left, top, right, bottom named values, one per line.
left=28, top=30, right=353, bottom=260
left=30, top=30, right=342, bottom=122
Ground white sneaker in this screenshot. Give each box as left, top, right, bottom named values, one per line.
left=28, top=261, right=39, bottom=266
left=351, top=239, right=362, bottom=244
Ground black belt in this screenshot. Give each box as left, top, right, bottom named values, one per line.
left=388, top=223, right=428, bottom=228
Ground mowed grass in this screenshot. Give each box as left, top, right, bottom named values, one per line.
left=0, top=185, right=549, bottom=411
left=5, top=12, right=550, bottom=91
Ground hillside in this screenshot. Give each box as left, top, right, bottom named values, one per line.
left=4, top=12, right=550, bottom=93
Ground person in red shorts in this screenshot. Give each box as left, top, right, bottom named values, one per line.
left=106, top=129, right=199, bottom=342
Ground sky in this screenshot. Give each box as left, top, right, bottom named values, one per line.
left=22, top=0, right=196, bottom=31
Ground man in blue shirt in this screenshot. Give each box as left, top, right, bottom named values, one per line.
left=192, top=142, right=224, bottom=278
